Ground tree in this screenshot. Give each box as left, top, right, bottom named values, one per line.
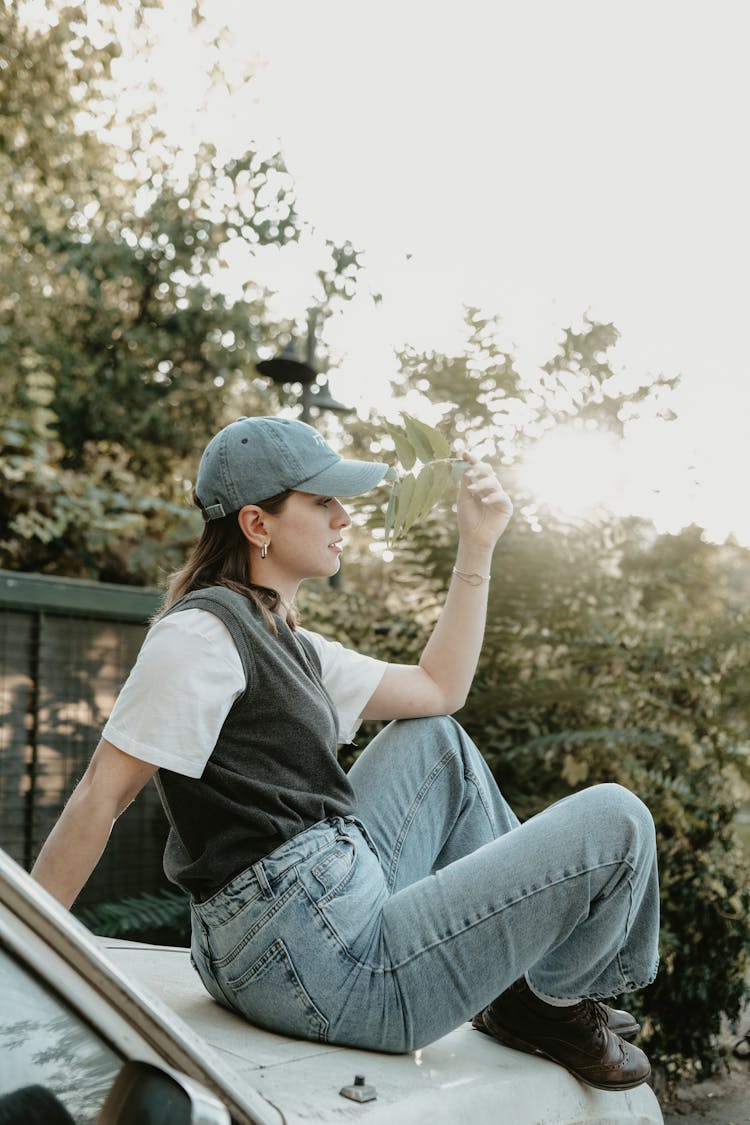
left=0, top=2, right=374, bottom=583
left=0, top=1, right=298, bottom=581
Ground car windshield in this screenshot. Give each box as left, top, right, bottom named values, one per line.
left=0, top=943, right=123, bottom=1124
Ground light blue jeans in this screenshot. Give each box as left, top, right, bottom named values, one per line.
left=190, top=717, right=660, bottom=1052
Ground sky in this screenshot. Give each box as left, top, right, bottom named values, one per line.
left=61, top=1, right=750, bottom=541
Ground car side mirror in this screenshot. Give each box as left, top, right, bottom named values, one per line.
left=0, top=1084, right=76, bottom=1124
left=97, top=1060, right=231, bottom=1125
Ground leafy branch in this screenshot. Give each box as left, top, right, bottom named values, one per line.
left=74, top=889, right=189, bottom=939
left=383, top=414, right=467, bottom=547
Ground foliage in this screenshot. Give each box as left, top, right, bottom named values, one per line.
left=471, top=518, right=750, bottom=1077
left=381, top=413, right=467, bottom=546
left=0, top=3, right=372, bottom=584
left=1, top=2, right=299, bottom=583
left=74, top=888, right=190, bottom=944
left=387, top=309, right=677, bottom=459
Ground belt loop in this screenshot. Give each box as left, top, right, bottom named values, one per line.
left=252, top=860, right=273, bottom=899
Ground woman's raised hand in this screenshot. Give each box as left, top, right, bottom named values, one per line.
left=456, top=451, right=513, bottom=550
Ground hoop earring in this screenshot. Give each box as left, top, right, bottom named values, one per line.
left=260, top=542, right=269, bottom=560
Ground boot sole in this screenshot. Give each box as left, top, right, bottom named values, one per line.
left=478, top=1023, right=651, bottom=1092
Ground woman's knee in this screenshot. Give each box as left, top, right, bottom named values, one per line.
left=389, top=714, right=462, bottom=738
left=592, top=781, right=653, bottom=821
left=414, top=715, right=485, bottom=770
left=581, top=783, right=656, bottom=852
left=382, top=715, right=470, bottom=756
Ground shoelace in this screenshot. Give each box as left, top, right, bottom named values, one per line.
left=580, top=999, right=609, bottom=1036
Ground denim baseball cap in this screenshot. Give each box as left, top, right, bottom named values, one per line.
left=195, top=416, right=388, bottom=520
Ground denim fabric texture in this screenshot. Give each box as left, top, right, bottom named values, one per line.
left=190, top=716, right=660, bottom=1053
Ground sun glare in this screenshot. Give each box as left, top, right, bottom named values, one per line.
left=516, top=421, right=750, bottom=549
left=517, top=426, right=631, bottom=523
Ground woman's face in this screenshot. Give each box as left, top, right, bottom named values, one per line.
left=258, top=491, right=352, bottom=588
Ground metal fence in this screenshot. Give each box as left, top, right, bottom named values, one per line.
left=0, top=569, right=167, bottom=905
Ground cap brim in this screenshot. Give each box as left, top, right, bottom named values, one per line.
left=296, top=458, right=388, bottom=498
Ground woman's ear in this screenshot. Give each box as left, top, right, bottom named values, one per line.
left=237, top=505, right=268, bottom=548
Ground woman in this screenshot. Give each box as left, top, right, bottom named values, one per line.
left=32, top=415, right=659, bottom=1091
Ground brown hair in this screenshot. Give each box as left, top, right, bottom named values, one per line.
left=156, top=491, right=297, bottom=633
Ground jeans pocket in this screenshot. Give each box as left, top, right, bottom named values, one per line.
left=299, top=829, right=386, bottom=957
left=222, top=937, right=329, bottom=1041
left=309, top=840, right=356, bottom=901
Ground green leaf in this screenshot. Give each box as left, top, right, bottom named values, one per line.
left=384, top=485, right=397, bottom=547
left=389, top=471, right=416, bottom=544
left=402, top=412, right=453, bottom=460
left=402, top=414, right=437, bottom=463
left=379, top=413, right=461, bottom=546
left=404, top=464, right=436, bottom=535
left=385, top=423, right=417, bottom=470
left=393, top=461, right=454, bottom=540
left=418, top=459, right=452, bottom=520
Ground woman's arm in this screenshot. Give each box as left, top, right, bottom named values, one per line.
left=31, top=738, right=158, bottom=909
left=362, top=451, right=513, bottom=721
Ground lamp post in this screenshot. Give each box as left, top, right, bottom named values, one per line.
left=256, top=308, right=351, bottom=425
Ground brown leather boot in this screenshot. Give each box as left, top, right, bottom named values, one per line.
left=474, top=1003, right=638, bottom=1044
left=473, top=999, right=639, bottom=1041
left=606, top=1004, right=640, bottom=1040
left=472, top=978, right=651, bottom=1091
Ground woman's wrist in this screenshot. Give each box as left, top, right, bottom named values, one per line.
left=452, top=567, right=490, bottom=586
left=453, top=547, right=493, bottom=586
left=455, top=545, right=493, bottom=572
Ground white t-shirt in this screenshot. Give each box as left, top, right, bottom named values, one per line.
left=102, top=609, right=388, bottom=779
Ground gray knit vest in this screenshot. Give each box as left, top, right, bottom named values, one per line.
left=154, top=586, right=356, bottom=900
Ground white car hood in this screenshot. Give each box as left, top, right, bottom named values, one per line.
left=104, top=940, right=663, bottom=1125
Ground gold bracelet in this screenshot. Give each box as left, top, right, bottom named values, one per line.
left=452, top=567, right=490, bottom=586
